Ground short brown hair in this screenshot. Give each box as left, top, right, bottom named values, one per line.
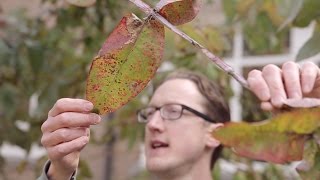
left=161, top=69, right=230, bottom=169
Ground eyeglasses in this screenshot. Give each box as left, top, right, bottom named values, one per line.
left=137, top=103, right=216, bottom=123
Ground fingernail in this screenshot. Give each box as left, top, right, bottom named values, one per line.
left=85, top=128, right=90, bottom=136
left=93, top=115, right=101, bottom=124
left=272, top=97, right=284, bottom=108
left=82, top=136, right=89, bottom=144
left=84, top=102, right=94, bottom=111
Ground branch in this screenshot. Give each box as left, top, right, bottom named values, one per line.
left=129, top=0, right=249, bottom=89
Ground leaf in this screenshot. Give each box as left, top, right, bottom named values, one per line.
left=86, top=14, right=165, bottom=114
left=262, top=0, right=285, bottom=27
left=16, top=160, right=27, bottom=173
left=26, top=42, right=44, bottom=76
left=213, top=124, right=306, bottom=163
left=296, top=29, right=320, bottom=61
left=177, top=24, right=228, bottom=55
left=78, top=159, right=93, bottom=178
left=296, top=138, right=320, bottom=180
left=276, top=0, right=304, bottom=31
left=156, top=0, right=202, bottom=26
left=293, top=0, right=320, bottom=27
left=236, top=0, right=255, bottom=16
left=66, top=0, right=96, bottom=7
left=243, top=13, right=287, bottom=55
left=221, top=0, right=237, bottom=22
left=212, top=108, right=320, bottom=163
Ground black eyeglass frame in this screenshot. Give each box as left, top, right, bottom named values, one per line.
left=137, top=103, right=216, bottom=123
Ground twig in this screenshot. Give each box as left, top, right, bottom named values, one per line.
left=129, top=0, right=249, bottom=89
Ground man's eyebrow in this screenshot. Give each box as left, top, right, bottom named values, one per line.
left=147, top=102, right=174, bottom=107
left=146, top=103, right=156, bottom=107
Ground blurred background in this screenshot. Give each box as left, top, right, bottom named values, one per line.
left=1, top=0, right=320, bottom=179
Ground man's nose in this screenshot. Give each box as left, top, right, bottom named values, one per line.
left=146, top=111, right=165, bottom=132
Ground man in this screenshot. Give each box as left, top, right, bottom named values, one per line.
left=38, top=61, right=320, bottom=180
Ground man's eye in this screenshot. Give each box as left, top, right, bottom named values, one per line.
left=168, top=109, right=178, bottom=113
left=166, top=108, right=180, bottom=114
left=146, top=111, right=155, bottom=117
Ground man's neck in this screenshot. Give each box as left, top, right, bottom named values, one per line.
left=152, top=153, right=213, bottom=180
left=153, top=167, right=213, bottom=180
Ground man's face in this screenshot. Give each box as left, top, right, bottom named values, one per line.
left=144, top=78, right=211, bottom=174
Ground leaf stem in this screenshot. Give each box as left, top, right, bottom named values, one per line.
left=129, top=0, right=249, bottom=89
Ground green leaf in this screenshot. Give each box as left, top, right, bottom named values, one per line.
left=156, top=0, right=202, bottom=25
left=212, top=108, right=320, bottom=163
left=78, top=159, right=93, bottom=179
left=262, top=0, right=286, bottom=27
left=296, top=138, right=320, bottom=180
left=296, top=28, right=320, bottom=61
left=236, top=0, right=255, bottom=16
left=66, top=0, right=96, bottom=7
left=26, top=42, right=44, bottom=76
left=276, top=0, right=304, bottom=31
left=16, top=160, right=27, bottom=174
left=221, top=0, right=237, bottom=22
left=179, top=24, right=228, bottom=54
left=293, top=0, right=320, bottom=27
left=86, top=14, right=165, bottom=114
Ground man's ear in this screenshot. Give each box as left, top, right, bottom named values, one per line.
left=205, top=123, right=223, bottom=148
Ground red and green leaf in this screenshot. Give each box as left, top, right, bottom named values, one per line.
left=156, top=0, right=202, bottom=26
left=296, top=137, right=320, bottom=180
left=212, top=108, right=320, bottom=163
left=86, top=14, right=165, bottom=114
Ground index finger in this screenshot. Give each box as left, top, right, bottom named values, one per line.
left=48, top=98, right=94, bottom=117
left=42, top=112, right=100, bottom=132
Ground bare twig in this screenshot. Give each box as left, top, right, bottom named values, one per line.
left=129, top=0, right=249, bottom=89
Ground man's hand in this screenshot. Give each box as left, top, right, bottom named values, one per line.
left=41, top=98, right=101, bottom=180
left=247, top=61, right=320, bottom=111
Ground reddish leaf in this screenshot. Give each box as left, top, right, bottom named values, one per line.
left=156, top=0, right=202, bottom=26
left=213, top=123, right=306, bottom=163
left=86, top=14, right=165, bottom=114
left=212, top=108, right=320, bottom=163
left=66, top=0, right=96, bottom=7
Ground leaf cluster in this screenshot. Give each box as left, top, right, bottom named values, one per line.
left=223, top=0, right=320, bottom=59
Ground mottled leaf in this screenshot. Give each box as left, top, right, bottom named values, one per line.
left=213, top=123, right=306, bottom=163
left=66, top=0, right=96, bottom=7
left=156, top=0, right=202, bottom=26
left=212, top=108, right=320, bottom=163
left=86, top=14, right=165, bottom=114
left=296, top=138, right=320, bottom=180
